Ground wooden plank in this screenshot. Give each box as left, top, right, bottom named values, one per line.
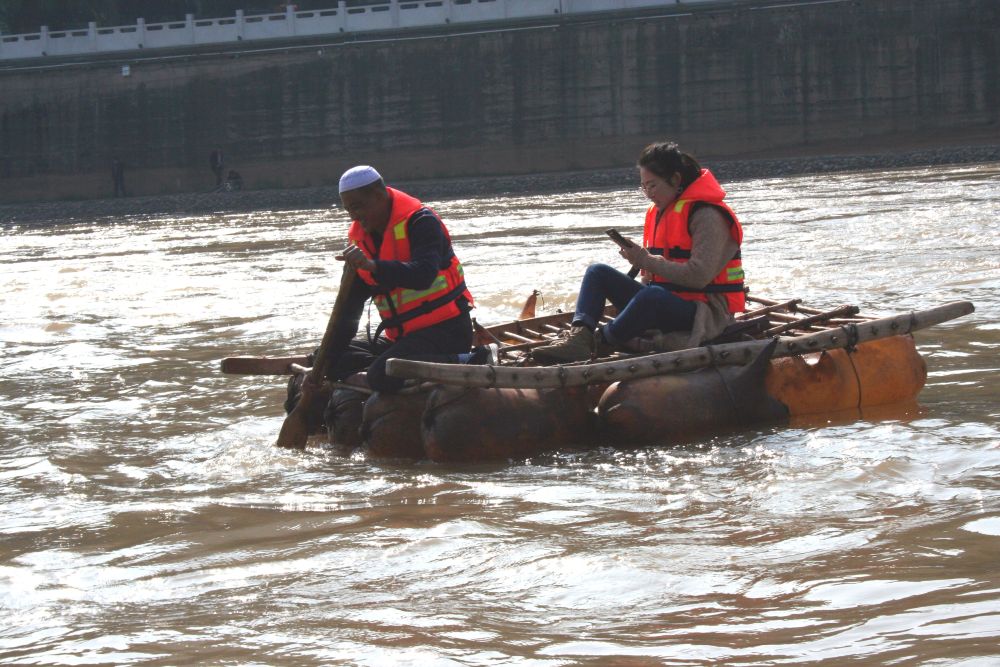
left=482, top=309, right=574, bottom=338
left=500, top=330, right=539, bottom=344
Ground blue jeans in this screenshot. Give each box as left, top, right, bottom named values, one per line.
left=573, top=263, right=696, bottom=345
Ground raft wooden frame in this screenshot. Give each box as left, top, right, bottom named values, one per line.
left=385, top=301, right=974, bottom=389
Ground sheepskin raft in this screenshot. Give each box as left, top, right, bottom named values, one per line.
left=222, top=295, right=974, bottom=462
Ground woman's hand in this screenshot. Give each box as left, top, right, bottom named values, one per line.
left=336, top=245, right=376, bottom=273
left=619, top=243, right=650, bottom=271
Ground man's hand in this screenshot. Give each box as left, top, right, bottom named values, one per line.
left=336, top=245, right=376, bottom=273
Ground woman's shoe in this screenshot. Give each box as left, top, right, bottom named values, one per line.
left=531, top=326, right=594, bottom=364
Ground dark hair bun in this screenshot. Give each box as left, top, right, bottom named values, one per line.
left=637, top=140, right=701, bottom=191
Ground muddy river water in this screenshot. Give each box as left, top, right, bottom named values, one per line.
left=2, top=163, right=999, bottom=665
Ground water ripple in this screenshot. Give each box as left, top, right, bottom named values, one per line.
left=1, top=164, right=998, bottom=664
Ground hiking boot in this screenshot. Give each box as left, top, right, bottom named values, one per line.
left=532, top=326, right=595, bottom=364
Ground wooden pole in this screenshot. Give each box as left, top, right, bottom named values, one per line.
left=736, top=298, right=801, bottom=320
left=275, top=265, right=356, bottom=449
left=385, top=301, right=974, bottom=389
left=762, top=304, right=860, bottom=336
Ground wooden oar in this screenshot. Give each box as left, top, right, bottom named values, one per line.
left=275, top=265, right=356, bottom=449
left=385, top=301, right=974, bottom=389
left=220, top=356, right=310, bottom=375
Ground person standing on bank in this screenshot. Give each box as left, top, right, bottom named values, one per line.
left=209, top=147, right=225, bottom=189
left=111, top=158, right=126, bottom=198
left=311, top=165, right=481, bottom=395
left=533, top=141, right=746, bottom=363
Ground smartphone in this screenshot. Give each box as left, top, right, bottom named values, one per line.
left=605, top=228, right=635, bottom=249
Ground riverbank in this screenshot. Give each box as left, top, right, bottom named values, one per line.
left=3, top=143, right=999, bottom=225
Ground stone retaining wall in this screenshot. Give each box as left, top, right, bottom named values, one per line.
left=1, top=0, right=998, bottom=204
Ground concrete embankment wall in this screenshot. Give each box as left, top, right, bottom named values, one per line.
left=1, top=0, right=997, bottom=203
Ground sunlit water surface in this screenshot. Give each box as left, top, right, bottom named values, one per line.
left=2, top=164, right=999, bottom=665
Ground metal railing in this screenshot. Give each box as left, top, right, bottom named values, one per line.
left=0, top=0, right=726, bottom=61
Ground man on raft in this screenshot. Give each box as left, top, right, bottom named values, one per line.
left=533, top=141, right=747, bottom=363
left=288, top=165, right=495, bottom=422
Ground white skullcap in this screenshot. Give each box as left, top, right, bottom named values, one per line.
left=338, top=165, right=382, bottom=193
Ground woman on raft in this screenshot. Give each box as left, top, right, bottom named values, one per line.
left=533, top=141, right=747, bottom=363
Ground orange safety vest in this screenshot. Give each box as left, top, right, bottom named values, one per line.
left=348, top=187, right=474, bottom=341
left=641, top=169, right=746, bottom=313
